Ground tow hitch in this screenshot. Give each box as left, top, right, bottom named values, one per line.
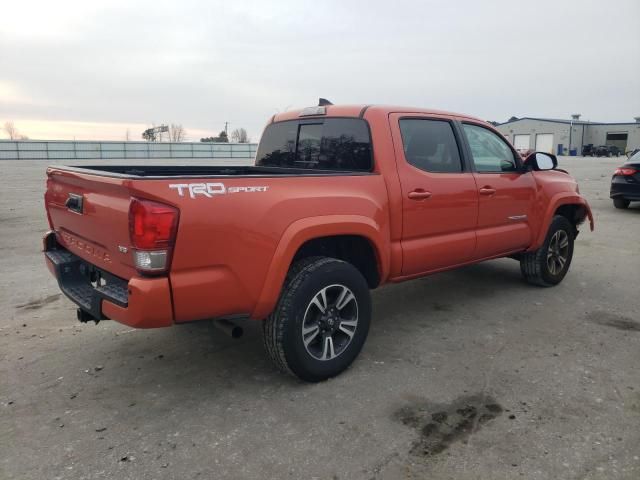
left=77, top=308, right=102, bottom=325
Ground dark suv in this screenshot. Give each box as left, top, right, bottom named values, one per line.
left=595, top=145, right=620, bottom=157
left=582, top=144, right=595, bottom=156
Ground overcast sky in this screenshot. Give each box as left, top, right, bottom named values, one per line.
left=1, top=0, right=639, bottom=141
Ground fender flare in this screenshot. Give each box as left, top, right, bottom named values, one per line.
left=250, top=215, right=389, bottom=319
left=532, top=192, right=594, bottom=250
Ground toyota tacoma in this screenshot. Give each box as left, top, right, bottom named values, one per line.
left=44, top=102, right=594, bottom=381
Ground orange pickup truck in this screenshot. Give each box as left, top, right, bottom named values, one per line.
left=44, top=103, right=593, bottom=381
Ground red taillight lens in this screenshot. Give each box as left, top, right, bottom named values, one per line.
left=129, top=198, right=179, bottom=250
left=614, top=167, right=637, bottom=176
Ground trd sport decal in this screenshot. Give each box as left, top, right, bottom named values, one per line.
left=169, top=183, right=269, bottom=199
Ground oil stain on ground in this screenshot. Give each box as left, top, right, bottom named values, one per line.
left=16, top=294, right=61, bottom=311
left=394, top=394, right=503, bottom=458
left=586, top=311, right=640, bottom=332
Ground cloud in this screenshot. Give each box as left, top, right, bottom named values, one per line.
left=1, top=0, right=639, bottom=140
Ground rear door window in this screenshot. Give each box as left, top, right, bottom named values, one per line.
left=256, top=118, right=372, bottom=171
left=398, top=119, right=463, bottom=173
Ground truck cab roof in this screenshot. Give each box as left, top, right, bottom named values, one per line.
left=271, top=104, right=489, bottom=126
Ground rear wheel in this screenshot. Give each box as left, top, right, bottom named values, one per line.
left=262, top=257, right=371, bottom=382
left=520, top=215, right=575, bottom=287
left=613, top=198, right=630, bottom=209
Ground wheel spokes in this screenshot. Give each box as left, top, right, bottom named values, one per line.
left=336, top=286, right=355, bottom=311
left=322, top=335, right=336, bottom=360
left=310, top=288, right=328, bottom=313
left=559, top=236, right=569, bottom=249
left=338, top=323, right=356, bottom=339
left=557, top=255, right=566, bottom=269
left=302, top=324, right=320, bottom=347
left=546, top=230, right=570, bottom=276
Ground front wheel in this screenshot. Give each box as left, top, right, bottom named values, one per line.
left=520, top=215, right=575, bottom=287
left=262, top=257, right=371, bottom=382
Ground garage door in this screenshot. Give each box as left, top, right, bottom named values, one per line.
left=535, top=134, right=554, bottom=153
left=513, top=134, right=531, bottom=151
left=606, top=132, right=628, bottom=155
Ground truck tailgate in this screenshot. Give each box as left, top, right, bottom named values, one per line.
left=45, top=168, right=137, bottom=279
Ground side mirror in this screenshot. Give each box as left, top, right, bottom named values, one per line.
left=524, top=152, right=558, bottom=171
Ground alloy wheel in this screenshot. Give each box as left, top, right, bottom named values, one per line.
left=547, top=230, right=570, bottom=275
left=301, top=284, right=359, bottom=361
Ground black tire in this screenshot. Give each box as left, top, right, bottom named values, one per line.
left=613, top=198, right=630, bottom=209
left=520, top=215, right=575, bottom=287
left=262, top=256, right=371, bottom=382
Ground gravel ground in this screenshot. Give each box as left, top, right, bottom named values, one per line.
left=1, top=156, right=639, bottom=480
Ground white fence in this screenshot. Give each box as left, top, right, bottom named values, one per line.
left=0, top=140, right=258, bottom=161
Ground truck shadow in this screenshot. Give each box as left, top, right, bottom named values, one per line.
left=372, top=258, right=526, bottom=323
left=54, top=259, right=532, bottom=401
left=106, top=260, right=523, bottom=377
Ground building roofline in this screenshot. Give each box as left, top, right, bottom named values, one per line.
left=497, top=117, right=640, bottom=127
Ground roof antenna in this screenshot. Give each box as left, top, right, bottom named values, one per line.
left=318, top=98, right=333, bottom=106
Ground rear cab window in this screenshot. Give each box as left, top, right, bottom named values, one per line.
left=255, top=118, right=372, bottom=171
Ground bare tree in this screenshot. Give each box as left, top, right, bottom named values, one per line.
left=169, top=124, right=186, bottom=142
left=231, top=127, right=250, bottom=143
left=4, top=121, right=19, bottom=140
left=4, top=121, right=30, bottom=140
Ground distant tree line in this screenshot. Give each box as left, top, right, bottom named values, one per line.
left=141, top=124, right=186, bottom=142
left=136, top=123, right=250, bottom=143
left=201, top=128, right=249, bottom=143
left=201, top=130, right=228, bottom=143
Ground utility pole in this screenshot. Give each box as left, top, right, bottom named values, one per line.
left=224, top=122, right=229, bottom=136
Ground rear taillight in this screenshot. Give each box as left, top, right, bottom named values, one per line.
left=128, top=198, right=179, bottom=274
left=614, top=167, right=637, bottom=176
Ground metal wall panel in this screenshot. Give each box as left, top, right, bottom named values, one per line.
left=20, top=150, right=48, bottom=159
left=47, top=142, right=74, bottom=151
left=0, top=140, right=257, bottom=160
left=0, top=142, right=17, bottom=150
left=18, top=142, right=46, bottom=151
left=101, top=143, right=125, bottom=151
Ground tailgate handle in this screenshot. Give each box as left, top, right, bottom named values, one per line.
left=65, top=193, right=84, bottom=214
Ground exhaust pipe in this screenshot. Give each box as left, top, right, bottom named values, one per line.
left=212, top=318, right=243, bottom=339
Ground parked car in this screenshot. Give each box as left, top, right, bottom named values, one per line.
left=594, top=145, right=620, bottom=157
left=43, top=102, right=594, bottom=381
left=607, top=145, right=621, bottom=156
left=610, top=150, right=640, bottom=209
left=582, top=144, right=595, bottom=156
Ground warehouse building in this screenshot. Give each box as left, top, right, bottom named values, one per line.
left=496, top=115, right=640, bottom=156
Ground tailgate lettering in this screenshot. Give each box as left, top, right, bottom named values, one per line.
left=169, top=183, right=268, bottom=199
left=61, top=232, right=112, bottom=264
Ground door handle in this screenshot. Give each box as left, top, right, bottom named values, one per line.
left=479, top=186, right=496, bottom=195
left=408, top=190, right=432, bottom=200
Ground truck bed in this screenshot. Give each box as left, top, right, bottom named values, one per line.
left=56, top=164, right=374, bottom=179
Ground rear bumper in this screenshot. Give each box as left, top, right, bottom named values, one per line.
left=610, top=178, right=640, bottom=201
left=43, top=231, right=174, bottom=328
